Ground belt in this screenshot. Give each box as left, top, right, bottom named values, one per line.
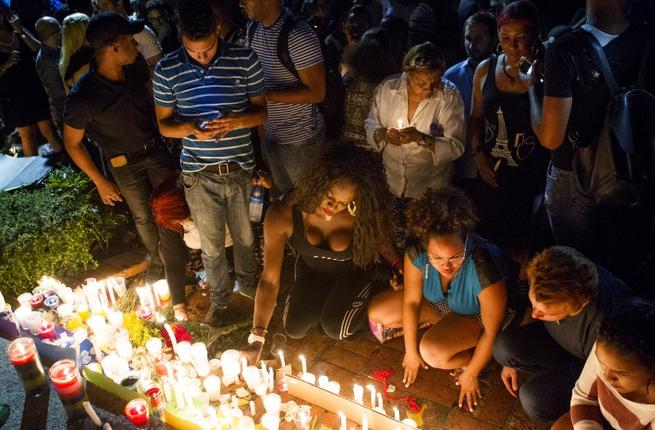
left=108, top=142, right=157, bottom=165
left=202, top=162, right=244, bottom=176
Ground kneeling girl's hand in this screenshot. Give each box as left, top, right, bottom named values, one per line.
left=402, top=350, right=428, bottom=387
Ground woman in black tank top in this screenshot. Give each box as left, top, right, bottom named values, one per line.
left=242, top=145, right=402, bottom=364
left=469, top=1, right=549, bottom=252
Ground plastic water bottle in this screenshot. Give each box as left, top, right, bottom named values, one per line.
left=248, top=186, right=264, bottom=222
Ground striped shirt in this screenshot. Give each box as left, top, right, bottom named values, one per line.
left=152, top=42, right=265, bottom=172
left=247, top=9, right=324, bottom=143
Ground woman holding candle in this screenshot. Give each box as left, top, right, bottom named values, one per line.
left=243, top=144, right=401, bottom=363
left=368, top=186, right=509, bottom=412
left=364, top=41, right=465, bottom=200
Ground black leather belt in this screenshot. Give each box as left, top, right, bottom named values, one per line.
left=203, top=162, right=243, bottom=176
left=111, top=142, right=157, bottom=164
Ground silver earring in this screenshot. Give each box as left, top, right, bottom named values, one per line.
left=347, top=201, right=357, bottom=217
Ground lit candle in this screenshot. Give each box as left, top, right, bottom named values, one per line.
left=249, top=400, right=256, bottom=416
left=261, top=412, right=280, bottom=430
left=393, top=406, right=400, bottom=421
left=327, top=381, right=341, bottom=395
left=300, top=372, right=316, bottom=384
left=115, top=337, right=133, bottom=360
left=144, top=384, right=165, bottom=420
left=191, top=342, right=210, bottom=377
left=268, top=367, right=274, bottom=392
left=150, top=282, right=161, bottom=308
left=50, top=359, right=88, bottom=418
left=8, top=337, right=48, bottom=395
left=367, top=384, right=376, bottom=409
left=145, top=338, right=162, bottom=358
left=16, top=293, right=33, bottom=310
left=154, top=280, right=171, bottom=302
left=175, top=341, right=192, bottom=363
left=338, top=411, right=346, bottom=430
left=23, top=311, right=43, bottom=335
left=124, top=398, right=149, bottom=427
left=401, top=418, right=418, bottom=428
left=377, top=392, right=384, bottom=410
left=203, top=375, right=221, bottom=401
left=105, top=278, right=117, bottom=305
left=263, top=393, right=282, bottom=414
left=29, top=294, right=44, bottom=310
left=353, top=384, right=364, bottom=404
left=299, top=354, right=307, bottom=375
left=278, top=350, right=285, bottom=369
left=107, top=310, right=123, bottom=328
left=362, top=413, right=368, bottom=430
left=221, top=349, right=241, bottom=385
left=243, top=365, right=262, bottom=390
left=135, top=285, right=155, bottom=310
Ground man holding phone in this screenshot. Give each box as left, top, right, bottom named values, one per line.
left=153, top=0, right=267, bottom=326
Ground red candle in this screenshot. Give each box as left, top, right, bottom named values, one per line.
left=7, top=337, right=48, bottom=395
left=38, top=322, right=57, bottom=341
left=153, top=357, right=168, bottom=377
left=29, top=294, right=44, bottom=310
left=144, top=385, right=165, bottom=420
left=49, top=359, right=88, bottom=418
left=125, top=398, right=149, bottom=427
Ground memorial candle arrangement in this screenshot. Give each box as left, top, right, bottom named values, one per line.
left=125, top=398, right=149, bottom=427
left=7, top=337, right=48, bottom=395
left=49, top=359, right=88, bottom=418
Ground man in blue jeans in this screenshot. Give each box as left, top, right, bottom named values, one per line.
left=64, top=12, right=175, bottom=279
left=153, top=0, right=267, bottom=326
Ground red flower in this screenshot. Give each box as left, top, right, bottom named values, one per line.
left=160, top=324, right=193, bottom=348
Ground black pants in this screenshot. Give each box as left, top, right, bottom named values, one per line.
left=283, top=258, right=374, bottom=340
left=158, top=227, right=188, bottom=306
left=493, top=322, right=584, bottom=423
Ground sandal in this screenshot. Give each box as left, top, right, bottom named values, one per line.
left=173, top=304, right=189, bottom=322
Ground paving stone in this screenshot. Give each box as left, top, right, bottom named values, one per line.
left=445, top=409, right=503, bottom=430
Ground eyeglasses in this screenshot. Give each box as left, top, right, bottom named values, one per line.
left=428, top=236, right=468, bottom=267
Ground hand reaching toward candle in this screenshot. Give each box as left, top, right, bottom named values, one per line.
left=241, top=341, right=264, bottom=365
left=457, top=369, right=481, bottom=412
left=402, top=350, right=428, bottom=387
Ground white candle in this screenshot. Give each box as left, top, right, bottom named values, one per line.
left=163, top=323, right=177, bottom=352
left=327, top=381, right=341, bottom=395
left=278, top=350, right=285, bottom=368
left=238, top=416, right=256, bottom=430
left=150, top=282, right=161, bottom=308
left=353, top=384, right=364, bottom=404
left=377, top=392, right=384, bottom=410
left=299, top=354, right=307, bottom=375
left=145, top=338, right=163, bottom=357
left=115, top=337, right=133, bottom=360
left=249, top=400, right=256, bottom=416
left=261, top=412, right=280, bottom=430
left=362, top=413, right=368, bottom=430
left=263, top=393, right=281, bottom=414
left=221, top=349, right=241, bottom=384
left=175, top=341, right=192, bottom=363
left=135, top=285, right=155, bottom=310
left=300, top=372, right=316, bottom=384
left=338, top=411, right=346, bottom=430
left=57, top=303, right=74, bottom=319
left=393, top=406, right=400, bottom=421
left=243, top=365, right=262, bottom=390
left=367, top=384, right=376, bottom=409
left=105, top=278, right=117, bottom=305
left=203, top=375, right=221, bottom=401
left=318, top=375, right=329, bottom=389
left=107, top=310, right=123, bottom=328
left=268, top=367, right=274, bottom=392
left=154, top=279, right=171, bottom=302
left=401, top=418, right=417, bottom=428
left=191, top=342, right=210, bottom=377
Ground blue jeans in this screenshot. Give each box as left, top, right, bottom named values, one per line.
left=544, top=164, right=599, bottom=258
left=182, top=168, right=256, bottom=307
left=263, top=129, right=325, bottom=196
left=109, top=145, right=176, bottom=265
left=494, top=322, right=584, bottom=422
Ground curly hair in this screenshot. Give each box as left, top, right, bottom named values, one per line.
left=177, top=0, right=216, bottom=40
left=406, top=187, right=478, bottom=247
left=288, top=144, right=393, bottom=268
left=598, top=297, right=655, bottom=372
left=527, top=246, right=598, bottom=308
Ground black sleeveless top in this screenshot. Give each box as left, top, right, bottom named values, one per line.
left=288, top=206, right=355, bottom=273
left=482, top=54, right=548, bottom=179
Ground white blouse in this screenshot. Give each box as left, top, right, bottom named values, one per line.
left=365, top=73, right=466, bottom=198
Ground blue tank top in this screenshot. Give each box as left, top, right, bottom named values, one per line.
left=411, top=235, right=506, bottom=315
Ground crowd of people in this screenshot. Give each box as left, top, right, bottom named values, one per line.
left=2, top=0, right=655, bottom=428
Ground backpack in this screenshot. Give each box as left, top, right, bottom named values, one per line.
left=246, top=14, right=345, bottom=137
left=571, top=29, right=655, bottom=206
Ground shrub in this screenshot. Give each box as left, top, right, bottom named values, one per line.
left=0, top=167, right=125, bottom=298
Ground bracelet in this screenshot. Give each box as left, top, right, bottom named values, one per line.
left=391, top=256, right=403, bottom=269
left=251, top=326, right=268, bottom=335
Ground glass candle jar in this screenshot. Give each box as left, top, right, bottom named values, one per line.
left=49, top=359, right=88, bottom=418
left=7, top=337, right=48, bottom=395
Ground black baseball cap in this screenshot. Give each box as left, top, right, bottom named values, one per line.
left=86, top=12, right=144, bottom=49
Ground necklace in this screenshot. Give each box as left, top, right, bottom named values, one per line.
left=501, top=55, right=518, bottom=85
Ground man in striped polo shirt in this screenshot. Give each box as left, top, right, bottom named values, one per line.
left=241, top=0, right=326, bottom=195
left=153, top=0, right=267, bottom=326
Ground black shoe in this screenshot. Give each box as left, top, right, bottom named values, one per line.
left=237, top=281, right=256, bottom=300
left=203, top=304, right=230, bottom=327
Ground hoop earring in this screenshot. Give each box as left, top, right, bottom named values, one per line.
left=496, top=43, right=504, bottom=54
left=347, top=201, right=357, bottom=217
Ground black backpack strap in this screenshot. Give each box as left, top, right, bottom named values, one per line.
left=277, top=15, right=300, bottom=80
left=246, top=20, right=258, bottom=47
left=581, top=30, right=620, bottom=96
